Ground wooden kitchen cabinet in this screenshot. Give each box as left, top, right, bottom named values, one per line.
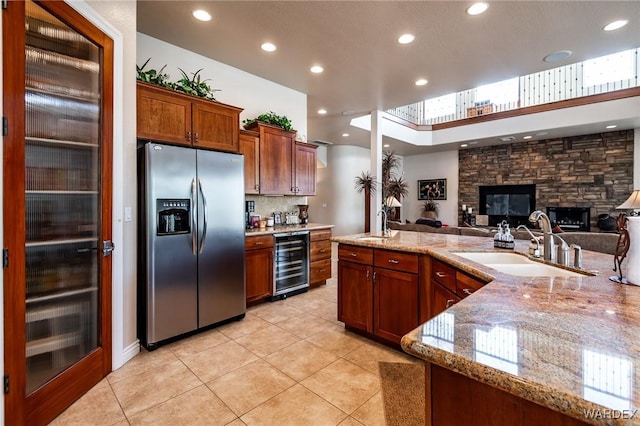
left=245, top=122, right=317, bottom=195
left=137, top=81, right=242, bottom=152
left=429, top=257, right=487, bottom=318
left=338, top=244, right=420, bottom=345
left=255, top=122, right=297, bottom=195
left=295, top=142, right=317, bottom=195
left=245, top=235, right=274, bottom=305
left=239, top=130, right=260, bottom=194
left=373, top=250, right=419, bottom=344
left=338, top=245, right=374, bottom=333
left=309, top=229, right=332, bottom=286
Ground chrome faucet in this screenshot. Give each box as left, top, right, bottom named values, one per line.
left=528, top=211, right=554, bottom=262
left=378, top=209, right=389, bottom=237
left=554, top=234, right=570, bottom=266
left=516, top=225, right=541, bottom=258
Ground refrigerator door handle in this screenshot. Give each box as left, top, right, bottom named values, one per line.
left=191, top=178, right=197, bottom=255
left=198, top=178, right=208, bottom=254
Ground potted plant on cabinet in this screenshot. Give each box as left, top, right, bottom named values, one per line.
left=242, top=112, right=294, bottom=131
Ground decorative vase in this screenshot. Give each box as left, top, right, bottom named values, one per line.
left=424, top=211, right=437, bottom=219
left=298, top=204, right=309, bottom=224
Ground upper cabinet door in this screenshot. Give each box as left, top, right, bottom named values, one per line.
left=295, top=142, right=317, bottom=196
left=3, top=1, right=113, bottom=424
left=136, top=82, right=192, bottom=146
left=192, top=100, right=241, bottom=152
left=239, top=130, right=260, bottom=194
left=258, top=124, right=296, bottom=195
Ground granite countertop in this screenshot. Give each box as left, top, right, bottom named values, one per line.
left=245, top=223, right=334, bottom=237
left=332, top=230, right=640, bottom=425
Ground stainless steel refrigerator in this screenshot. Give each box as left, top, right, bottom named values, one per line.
left=138, top=142, right=246, bottom=350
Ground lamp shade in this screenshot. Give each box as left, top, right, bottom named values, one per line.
left=617, top=190, right=640, bottom=209
left=385, top=196, right=402, bottom=208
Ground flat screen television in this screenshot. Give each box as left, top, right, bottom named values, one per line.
left=479, top=184, right=536, bottom=227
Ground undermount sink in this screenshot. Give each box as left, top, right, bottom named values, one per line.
left=453, top=251, right=590, bottom=278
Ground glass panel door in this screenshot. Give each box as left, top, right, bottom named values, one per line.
left=24, top=0, right=101, bottom=394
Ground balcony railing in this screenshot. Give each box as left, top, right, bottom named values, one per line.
left=387, top=48, right=640, bottom=126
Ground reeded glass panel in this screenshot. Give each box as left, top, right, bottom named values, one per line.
left=24, top=0, right=101, bottom=394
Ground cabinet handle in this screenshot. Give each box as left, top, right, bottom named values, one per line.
left=366, top=270, right=370, bottom=279
left=445, top=299, right=456, bottom=308
left=194, top=132, right=199, bottom=143
left=372, top=272, right=376, bottom=282
left=319, top=268, right=326, bottom=272
left=254, top=241, right=263, bottom=246
left=187, top=131, right=192, bottom=141
left=462, top=288, right=473, bottom=295
left=255, top=184, right=260, bottom=191
left=350, top=252, right=358, bottom=257
left=388, top=259, right=400, bottom=264
left=320, top=249, right=327, bottom=253
left=435, top=272, right=447, bottom=278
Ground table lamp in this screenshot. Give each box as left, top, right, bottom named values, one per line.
left=617, top=190, right=640, bottom=285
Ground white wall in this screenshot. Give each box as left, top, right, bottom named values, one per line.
left=401, top=150, right=460, bottom=227
left=310, top=145, right=371, bottom=236
left=83, top=0, right=139, bottom=369
left=635, top=128, right=640, bottom=189
left=137, top=33, right=307, bottom=138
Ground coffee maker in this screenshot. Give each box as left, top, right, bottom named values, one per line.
left=245, top=201, right=255, bottom=229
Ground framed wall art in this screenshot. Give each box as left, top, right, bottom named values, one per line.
left=418, top=178, right=447, bottom=200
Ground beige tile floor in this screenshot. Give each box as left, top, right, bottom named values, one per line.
left=50, top=258, right=420, bottom=426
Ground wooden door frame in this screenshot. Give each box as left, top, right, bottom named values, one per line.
left=2, top=1, right=113, bottom=424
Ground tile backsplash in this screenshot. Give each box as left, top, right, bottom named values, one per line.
left=246, top=195, right=308, bottom=223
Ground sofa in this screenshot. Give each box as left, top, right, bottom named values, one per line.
left=388, top=221, right=619, bottom=255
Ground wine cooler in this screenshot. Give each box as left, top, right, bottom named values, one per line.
left=273, top=231, right=310, bottom=299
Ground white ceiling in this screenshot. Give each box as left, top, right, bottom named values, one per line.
left=137, top=1, right=640, bottom=155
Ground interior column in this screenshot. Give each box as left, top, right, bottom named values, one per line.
left=370, top=110, right=383, bottom=233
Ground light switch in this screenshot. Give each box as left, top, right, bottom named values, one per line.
left=124, top=206, right=132, bottom=222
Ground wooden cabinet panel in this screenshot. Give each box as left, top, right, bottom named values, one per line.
left=245, top=246, right=273, bottom=305
left=310, top=258, right=332, bottom=284
left=310, top=239, right=331, bottom=262
left=192, top=101, right=240, bottom=152
left=431, top=282, right=461, bottom=318
left=136, top=81, right=242, bottom=152
left=373, top=268, right=419, bottom=344
left=245, top=234, right=273, bottom=250
left=137, top=83, right=191, bottom=146
left=456, top=270, right=486, bottom=297
left=295, top=142, right=317, bottom=195
left=431, top=258, right=457, bottom=293
left=311, top=229, right=332, bottom=241
left=245, top=235, right=274, bottom=304
left=258, top=124, right=296, bottom=195
left=374, top=249, right=419, bottom=274
left=430, top=364, right=590, bottom=426
left=338, top=244, right=373, bottom=265
left=338, top=261, right=373, bottom=333
left=239, top=130, right=260, bottom=194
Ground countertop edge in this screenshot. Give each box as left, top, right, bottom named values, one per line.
left=245, top=223, right=334, bottom=237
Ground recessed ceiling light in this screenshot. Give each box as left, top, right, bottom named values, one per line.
left=415, top=79, right=428, bottom=86
left=606, top=125, right=617, bottom=129
left=523, top=135, right=532, bottom=140
left=543, top=50, right=572, bottom=63
left=342, top=133, right=349, bottom=137
left=318, top=109, right=327, bottom=115
left=261, top=42, right=276, bottom=52
left=466, top=2, right=489, bottom=16
left=397, top=34, right=415, bottom=44
left=383, top=144, right=390, bottom=148
left=192, top=9, right=212, bottom=21
left=310, top=65, right=324, bottom=74
left=604, top=20, right=628, bottom=32
left=460, top=144, right=468, bottom=148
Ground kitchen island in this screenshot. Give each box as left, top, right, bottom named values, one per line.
left=332, top=230, right=640, bottom=426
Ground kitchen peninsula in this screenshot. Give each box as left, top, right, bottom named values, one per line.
left=332, top=230, right=640, bottom=426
